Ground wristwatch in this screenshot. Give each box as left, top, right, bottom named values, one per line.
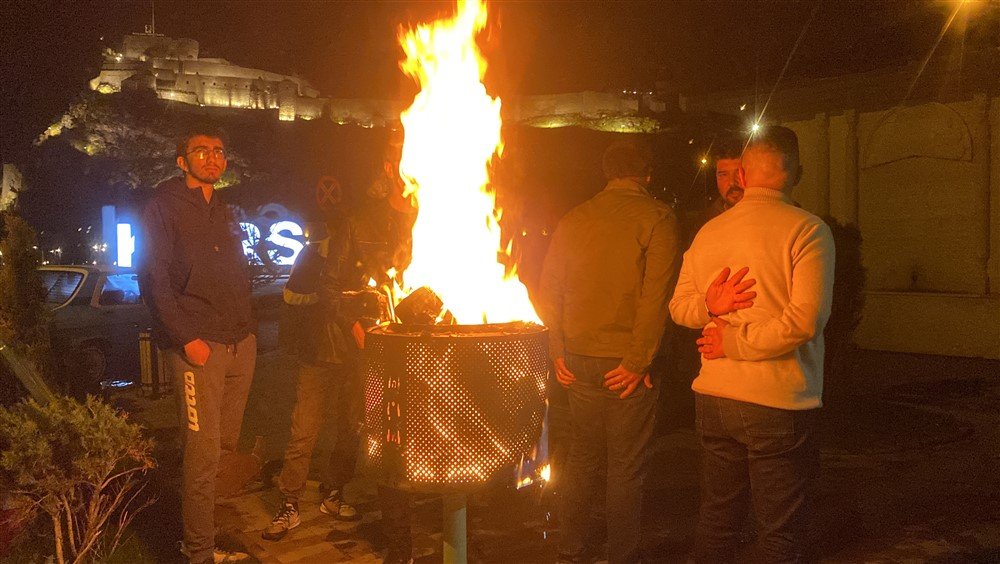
left=706, top=301, right=721, bottom=318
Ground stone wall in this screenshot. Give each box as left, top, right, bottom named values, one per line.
left=122, top=34, right=198, bottom=60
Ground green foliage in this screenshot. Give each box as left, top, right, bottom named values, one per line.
left=0, top=212, right=50, bottom=372
left=0, top=396, right=155, bottom=563
left=35, top=91, right=252, bottom=192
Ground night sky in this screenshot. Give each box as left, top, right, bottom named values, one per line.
left=0, top=0, right=977, bottom=162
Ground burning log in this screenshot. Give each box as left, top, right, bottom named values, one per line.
left=393, top=286, right=446, bottom=325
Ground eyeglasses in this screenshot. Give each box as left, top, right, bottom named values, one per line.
left=186, top=147, right=227, bottom=161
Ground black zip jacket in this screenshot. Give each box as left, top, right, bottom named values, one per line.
left=139, top=176, right=254, bottom=348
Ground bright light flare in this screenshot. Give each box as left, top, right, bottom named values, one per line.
left=396, top=0, right=539, bottom=325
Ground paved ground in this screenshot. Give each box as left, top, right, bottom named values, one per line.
left=108, top=348, right=1000, bottom=563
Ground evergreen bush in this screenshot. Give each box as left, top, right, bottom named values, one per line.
left=0, top=211, right=51, bottom=373
left=0, top=395, right=155, bottom=563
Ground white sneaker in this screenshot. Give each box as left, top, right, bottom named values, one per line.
left=320, top=490, right=361, bottom=521
left=178, top=541, right=250, bottom=563
left=211, top=548, right=250, bottom=563
left=262, top=501, right=301, bottom=541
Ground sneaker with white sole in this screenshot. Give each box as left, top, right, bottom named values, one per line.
left=261, top=501, right=301, bottom=541
left=210, top=548, right=250, bottom=563
left=320, top=490, right=361, bottom=521
left=178, top=542, right=249, bottom=563
left=383, top=545, right=414, bottom=564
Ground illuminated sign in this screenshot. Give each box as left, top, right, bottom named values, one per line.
left=239, top=218, right=304, bottom=266
left=111, top=203, right=304, bottom=268
left=116, top=223, right=135, bottom=268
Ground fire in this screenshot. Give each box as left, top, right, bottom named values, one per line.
left=396, top=0, right=539, bottom=325
left=539, top=463, right=551, bottom=482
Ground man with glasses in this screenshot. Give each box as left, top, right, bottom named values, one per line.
left=140, top=126, right=255, bottom=563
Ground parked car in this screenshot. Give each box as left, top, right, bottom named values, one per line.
left=38, top=265, right=286, bottom=395
left=38, top=265, right=150, bottom=395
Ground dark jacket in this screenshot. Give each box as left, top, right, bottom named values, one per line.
left=279, top=217, right=389, bottom=365
left=139, top=176, right=254, bottom=348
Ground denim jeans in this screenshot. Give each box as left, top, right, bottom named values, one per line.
left=693, top=394, right=819, bottom=563
left=559, top=353, right=657, bottom=564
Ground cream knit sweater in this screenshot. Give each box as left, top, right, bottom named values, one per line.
left=669, top=187, right=835, bottom=410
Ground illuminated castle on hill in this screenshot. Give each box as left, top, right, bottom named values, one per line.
left=90, top=32, right=345, bottom=122
left=89, top=31, right=653, bottom=130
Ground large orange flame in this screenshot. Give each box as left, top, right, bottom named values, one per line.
left=396, top=0, right=539, bottom=325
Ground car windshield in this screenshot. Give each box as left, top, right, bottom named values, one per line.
left=38, top=270, right=85, bottom=307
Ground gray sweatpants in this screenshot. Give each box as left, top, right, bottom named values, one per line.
left=165, top=334, right=256, bottom=564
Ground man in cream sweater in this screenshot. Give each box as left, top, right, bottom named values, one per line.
left=669, top=126, right=835, bottom=563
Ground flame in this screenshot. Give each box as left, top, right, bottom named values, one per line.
left=514, top=462, right=551, bottom=490
left=396, top=0, right=539, bottom=324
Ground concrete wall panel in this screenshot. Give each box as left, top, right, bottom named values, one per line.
left=783, top=116, right=828, bottom=217
left=856, top=293, right=1000, bottom=359
left=827, top=110, right=858, bottom=225
left=858, top=100, right=989, bottom=295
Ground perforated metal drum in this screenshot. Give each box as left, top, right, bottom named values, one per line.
left=360, top=322, right=548, bottom=493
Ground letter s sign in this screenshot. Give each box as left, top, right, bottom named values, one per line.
left=239, top=220, right=304, bottom=266
left=267, top=221, right=304, bottom=266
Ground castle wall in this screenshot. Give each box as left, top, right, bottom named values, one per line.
left=122, top=34, right=198, bottom=60
left=294, top=97, right=326, bottom=120
left=508, top=91, right=639, bottom=122
left=91, top=36, right=327, bottom=120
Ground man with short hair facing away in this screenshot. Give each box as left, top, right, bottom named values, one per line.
left=140, top=127, right=255, bottom=564
left=538, top=139, right=681, bottom=564
left=669, top=126, right=835, bottom=563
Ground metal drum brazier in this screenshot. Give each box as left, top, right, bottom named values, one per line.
left=361, top=322, right=548, bottom=493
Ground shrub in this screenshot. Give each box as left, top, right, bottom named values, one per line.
left=0, top=211, right=51, bottom=374
left=0, top=395, right=155, bottom=563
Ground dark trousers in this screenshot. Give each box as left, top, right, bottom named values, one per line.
left=559, top=354, right=657, bottom=564
left=165, top=334, right=256, bottom=564
left=693, top=393, right=819, bottom=563
left=378, top=485, right=412, bottom=557
left=277, top=360, right=361, bottom=503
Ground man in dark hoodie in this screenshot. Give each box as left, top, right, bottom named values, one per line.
left=140, top=126, right=254, bottom=564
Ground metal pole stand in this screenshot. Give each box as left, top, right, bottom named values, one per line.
left=442, top=492, right=467, bottom=564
